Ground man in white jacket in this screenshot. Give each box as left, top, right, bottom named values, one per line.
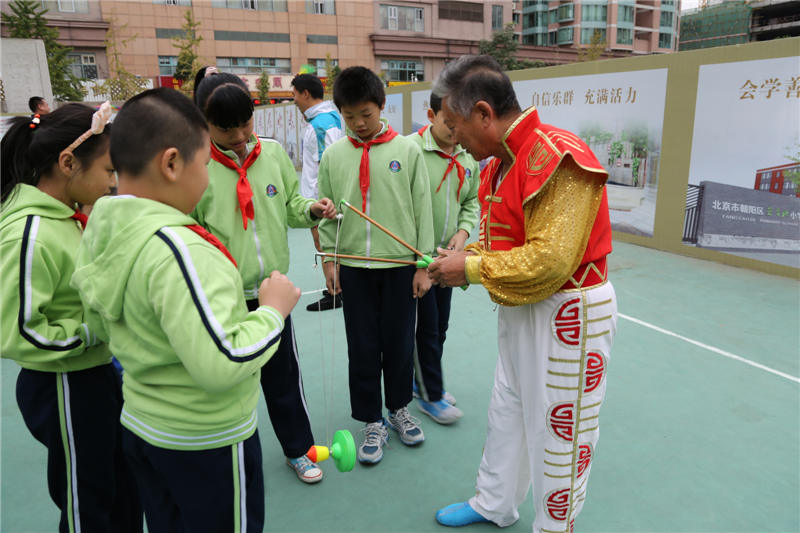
left=292, top=73, right=344, bottom=311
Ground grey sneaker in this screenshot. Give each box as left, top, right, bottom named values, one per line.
left=358, top=420, right=389, bottom=464
left=387, top=407, right=425, bottom=446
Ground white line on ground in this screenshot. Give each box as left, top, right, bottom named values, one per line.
left=619, top=313, right=800, bottom=384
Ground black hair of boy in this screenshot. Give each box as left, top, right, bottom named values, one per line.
left=291, top=74, right=324, bottom=100
left=429, top=93, right=442, bottom=114
left=333, top=66, right=385, bottom=110
left=194, top=73, right=253, bottom=129
left=1, top=103, right=110, bottom=203
left=110, top=88, right=208, bottom=177
left=28, top=96, right=44, bottom=113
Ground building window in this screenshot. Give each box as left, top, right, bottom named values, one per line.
left=306, top=0, right=334, bottom=14
left=581, top=4, right=606, bottom=23
left=310, top=58, right=338, bottom=77
left=156, top=28, right=191, bottom=39
left=217, top=57, right=291, bottom=74
left=512, top=12, right=520, bottom=25
left=581, top=28, right=606, bottom=44
left=153, top=0, right=192, bottom=5
left=41, top=0, right=90, bottom=13
left=557, top=3, right=574, bottom=23
left=549, top=30, right=557, bottom=44
left=380, top=59, right=424, bottom=82
left=210, top=0, right=288, bottom=11
left=67, top=52, right=98, bottom=79
left=660, top=10, right=673, bottom=28
left=548, top=8, right=558, bottom=24
left=306, top=34, right=338, bottom=44
left=616, top=27, right=632, bottom=45
left=658, top=32, right=672, bottom=48
left=214, top=30, right=290, bottom=42
left=618, top=5, right=634, bottom=23
left=492, top=5, right=504, bottom=31
left=557, top=26, right=573, bottom=44
left=439, top=1, right=483, bottom=23
left=158, top=55, right=178, bottom=76
left=380, top=4, right=424, bottom=32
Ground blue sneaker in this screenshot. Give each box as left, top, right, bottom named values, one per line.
left=358, top=420, right=389, bottom=464
left=417, top=398, right=463, bottom=425
left=436, top=502, right=491, bottom=527
left=386, top=407, right=425, bottom=445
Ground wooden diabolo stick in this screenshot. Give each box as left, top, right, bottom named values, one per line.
left=341, top=200, right=424, bottom=257
left=315, top=252, right=418, bottom=266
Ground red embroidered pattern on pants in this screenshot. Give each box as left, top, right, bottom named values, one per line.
left=553, top=297, right=582, bottom=347
left=584, top=352, right=605, bottom=393
left=576, top=443, right=592, bottom=478
left=545, top=488, right=571, bottom=521
left=547, top=401, right=575, bottom=442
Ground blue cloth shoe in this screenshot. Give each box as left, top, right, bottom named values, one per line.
left=436, top=501, right=491, bottom=527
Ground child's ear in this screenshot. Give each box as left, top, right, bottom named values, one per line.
left=427, top=108, right=436, bottom=123
left=160, top=148, right=183, bottom=184
left=57, top=150, right=76, bottom=176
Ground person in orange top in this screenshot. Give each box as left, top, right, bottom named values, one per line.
left=428, top=55, right=618, bottom=533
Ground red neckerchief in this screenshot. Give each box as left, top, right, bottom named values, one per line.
left=209, top=139, right=262, bottom=230
left=185, top=224, right=237, bottom=267
left=418, top=125, right=466, bottom=201
left=348, top=125, right=398, bottom=211
left=70, top=210, right=88, bottom=230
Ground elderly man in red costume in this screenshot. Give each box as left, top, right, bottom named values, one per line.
left=428, top=55, right=618, bottom=533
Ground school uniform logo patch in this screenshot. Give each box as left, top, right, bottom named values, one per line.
left=465, top=168, right=472, bottom=179
left=388, top=160, right=402, bottom=172
left=266, top=184, right=278, bottom=197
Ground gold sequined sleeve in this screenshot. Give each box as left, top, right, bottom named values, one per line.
left=468, top=158, right=605, bottom=306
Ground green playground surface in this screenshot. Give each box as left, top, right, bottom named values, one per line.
left=2, top=232, right=798, bottom=533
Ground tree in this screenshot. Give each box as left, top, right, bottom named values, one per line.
left=1, top=0, right=84, bottom=101
left=478, top=23, right=545, bottom=71
left=323, top=53, right=340, bottom=95
left=256, top=71, right=270, bottom=103
left=577, top=30, right=607, bottom=62
left=325, top=55, right=342, bottom=94
left=92, top=19, right=148, bottom=101
left=172, top=9, right=202, bottom=85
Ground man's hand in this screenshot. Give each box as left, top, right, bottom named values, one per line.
left=428, top=247, right=470, bottom=287
left=446, top=229, right=469, bottom=252
left=413, top=268, right=432, bottom=298
left=322, top=261, right=341, bottom=295
left=311, top=198, right=337, bottom=219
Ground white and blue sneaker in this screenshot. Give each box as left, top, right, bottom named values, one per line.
left=436, top=501, right=492, bottom=527
left=417, top=398, right=463, bottom=425
left=413, top=381, right=457, bottom=406
left=286, top=455, right=323, bottom=484
left=386, top=407, right=425, bottom=446
left=443, top=391, right=457, bottom=405
left=358, top=420, right=389, bottom=464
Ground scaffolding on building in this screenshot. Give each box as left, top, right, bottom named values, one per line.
left=679, top=0, right=753, bottom=50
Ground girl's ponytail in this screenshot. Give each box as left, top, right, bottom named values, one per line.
left=0, top=116, right=38, bottom=203
left=1, top=104, right=110, bottom=204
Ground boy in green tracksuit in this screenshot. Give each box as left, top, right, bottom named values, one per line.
left=71, top=88, right=301, bottom=533
left=407, top=93, right=480, bottom=425
left=192, top=73, right=335, bottom=484
left=318, top=66, right=434, bottom=465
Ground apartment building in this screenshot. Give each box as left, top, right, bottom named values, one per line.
left=521, top=0, right=681, bottom=54
left=2, top=0, right=677, bottom=101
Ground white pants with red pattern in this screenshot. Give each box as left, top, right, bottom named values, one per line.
left=469, top=281, right=617, bottom=533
